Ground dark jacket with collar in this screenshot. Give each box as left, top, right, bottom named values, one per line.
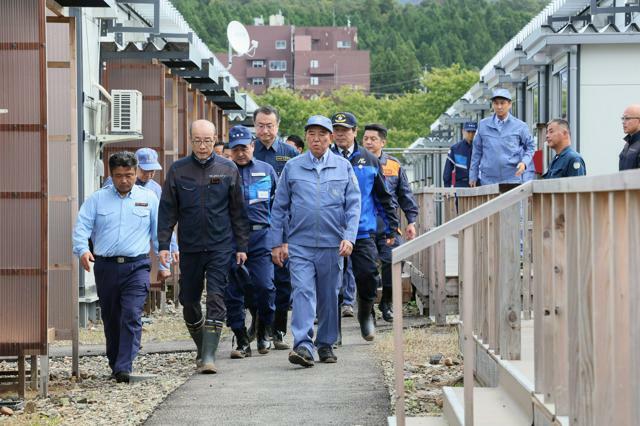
left=619, top=132, right=640, bottom=171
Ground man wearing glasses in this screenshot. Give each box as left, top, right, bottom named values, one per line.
left=619, top=104, right=640, bottom=171
left=158, top=119, right=250, bottom=374
left=252, top=105, right=299, bottom=351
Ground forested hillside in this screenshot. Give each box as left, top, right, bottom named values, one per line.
left=172, top=0, right=547, bottom=93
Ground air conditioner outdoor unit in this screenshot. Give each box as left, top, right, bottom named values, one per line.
left=111, top=89, right=142, bottom=134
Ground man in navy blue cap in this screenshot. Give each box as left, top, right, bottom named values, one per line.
left=469, top=88, right=535, bottom=186
left=443, top=121, right=477, bottom=187
left=331, top=112, right=399, bottom=342
left=225, top=125, right=278, bottom=359
left=252, top=105, right=299, bottom=350
left=270, top=115, right=361, bottom=367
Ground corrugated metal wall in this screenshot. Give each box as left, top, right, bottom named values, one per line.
left=0, top=0, right=48, bottom=356
left=46, top=14, right=78, bottom=341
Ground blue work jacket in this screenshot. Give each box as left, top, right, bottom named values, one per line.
left=469, top=114, right=535, bottom=185
left=254, top=137, right=299, bottom=177
left=443, top=140, right=473, bottom=187
left=543, top=146, right=586, bottom=179
left=332, top=143, right=398, bottom=240
left=237, top=158, right=278, bottom=226
left=270, top=150, right=361, bottom=248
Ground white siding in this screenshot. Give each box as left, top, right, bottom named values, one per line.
left=579, top=44, right=640, bottom=176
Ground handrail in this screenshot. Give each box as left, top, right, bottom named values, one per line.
left=393, top=181, right=533, bottom=262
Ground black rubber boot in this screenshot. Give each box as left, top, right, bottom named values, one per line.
left=257, top=319, right=273, bottom=355
left=230, top=327, right=251, bottom=359
left=200, top=320, right=223, bottom=374
left=379, top=286, right=394, bottom=323
left=185, top=317, right=204, bottom=368
left=273, top=309, right=290, bottom=350
left=247, top=307, right=257, bottom=343
left=357, top=298, right=375, bottom=341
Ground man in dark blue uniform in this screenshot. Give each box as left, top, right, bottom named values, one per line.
left=543, top=119, right=586, bottom=179
left=252, top=105, right=299, bottom=350
left=331, top=112, right=399, bottom=341
left=363, top=124, right=419, bottom=322
left=158, top=119, right=250, bottom=374
left=73, top=152, right=165, bottom=383
left=619, top=104, right=640, bottom=171
left=225, top=125, right=278, bottom=359
left=443, top=122, right=477, bottom=187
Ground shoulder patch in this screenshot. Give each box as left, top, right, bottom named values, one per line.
left=573, top=161, right=581, bottom=170
left=382, top=159, right=401, bottom=177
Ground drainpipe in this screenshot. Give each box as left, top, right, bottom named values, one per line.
left=568, top=46, right=579, bottom=151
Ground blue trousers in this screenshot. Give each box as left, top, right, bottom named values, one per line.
left=94, top=258, right=150, bottom=374
left=274, top=261, right=292, bottom=312
left=289, top=244, right=342, bottom=353
left=340, top=257, right=356, bottom=306
left=225, top=229, right=276, bottom=330
left=179, top=250, right=233, bottom=324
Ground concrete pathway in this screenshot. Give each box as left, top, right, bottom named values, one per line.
left=145, top=316, right=390, bottom=425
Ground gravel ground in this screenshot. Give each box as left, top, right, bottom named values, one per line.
left=374, top=319, right=463, bottom=417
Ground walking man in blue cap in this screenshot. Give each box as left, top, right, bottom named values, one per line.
left=443, top=122, right=477, bottom=187
left=73, top=151, right=165, bottom=383
left=225, top=125, right=278, bottom=359
left=469, top=88, right=535, bottom=186
left=270, top=115, right=361, bottom=367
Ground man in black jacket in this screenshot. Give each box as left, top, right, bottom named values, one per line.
left=159, top=119, right=249, bottom=374
left=619, top=104, right=640, bottom=170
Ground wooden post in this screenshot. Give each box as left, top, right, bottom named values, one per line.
left=487, top=212, right=499, bottom=353
left=463, top=226, right=474, bottom=426
left=392, top=261, right=405, bottom=425
left=498, top=203, right=521, bottom=360
left=551, top=194, right=568, bottom=413
left=628, top=191, right=640, bottom=425
left=522, top=197, right=532, bottom=320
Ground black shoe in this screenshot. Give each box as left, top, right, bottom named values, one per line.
left=318, top=346, right=337, bottom=363
left=288, top=346, right=314, bottom=368
left=230, top=327, right=252, bottom=359
left=114, top=371, right=130, bottom=383
left=273, top=330, right=290, bottom=350
left=379, top=301, right=394, bottom=323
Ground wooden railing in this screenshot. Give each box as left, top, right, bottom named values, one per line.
left=390, top=171, right=640, bottom=425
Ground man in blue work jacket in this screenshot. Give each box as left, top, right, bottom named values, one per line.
left=331, top=112, right=399, bottom=341
left=543, top=119, right=586, bottom=179
left=271, top=115, right=361, bottom=367
left=443, top=122, right=477, bottom=187
left=225, top=125, right=278, bottom=359
left=103, top=147, right=179, bottom=277
left=469, top=89, right=535, bottom=186
left=158, top=119, right=250, bottom=374
left=73, top=152, right=165, bottom=383
left=363, top=123, right=419, bottom=323
left=252, top=105, right=299, bottom=350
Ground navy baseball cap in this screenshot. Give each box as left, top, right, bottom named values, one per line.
left=331, top=112, right=357, bottom=128
left=228, top=125, right=254, bottom=148
left=491, top=88, right=512, bottom=101
left=304, top=115, right=333, bottom=133
left=135, top=148, right=162, bottom=171
left=463, top=122, right=478, bottom=132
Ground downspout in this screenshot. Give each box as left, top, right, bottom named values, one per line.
left=568, top=46, right=579, bottom=150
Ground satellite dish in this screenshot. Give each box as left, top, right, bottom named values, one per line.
left=227, top=21, right=251, bottom=56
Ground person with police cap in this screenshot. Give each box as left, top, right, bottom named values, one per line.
left=443, top=122, right=477, bottom=188
left=158, top=119, right=250, bottom=374
left=103, top=147, right=179, bottom=277
left=469, top=88, right=535, bottom=186
left=224, top=125, right=278, bottom=358
left=252, top=105, right=299, bottom=350
left=362, top=123, right=419, bottom=322
left=270, top=115, right=361, bottom=367
left=331, top=112, right=399, bottom=341
left=543, top=119, right=586, bottom=179
left=73, top=151, right=166, bottom=383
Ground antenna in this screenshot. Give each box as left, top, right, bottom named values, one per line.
left=226, top=21, right=258, bottom=70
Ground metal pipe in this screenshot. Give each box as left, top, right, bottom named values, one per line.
left=568, top=46, right=579, bottom=150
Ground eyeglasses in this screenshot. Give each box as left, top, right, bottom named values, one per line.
left=256, top=123, right=276, bottom=131
left=191, top=138, right=215, bottom=146
left=621, top=116, right=640, bottom=122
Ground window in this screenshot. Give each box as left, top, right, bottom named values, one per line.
left=310, top=59, right=319, bottom=69
left=251, top=78, right=264, bottom=86
left=558, top=68, right=569, bottom=119
left=310, top=76, right=319, bottom=86
left=269, top=60, right=287, bottom=71
left=252, top=60, right=265, bottom=68
left=269, top=77, right=287, bottom=88
left=275, top=40, right=287, bottom=50
left=337, top=40, right=352, bottom=49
